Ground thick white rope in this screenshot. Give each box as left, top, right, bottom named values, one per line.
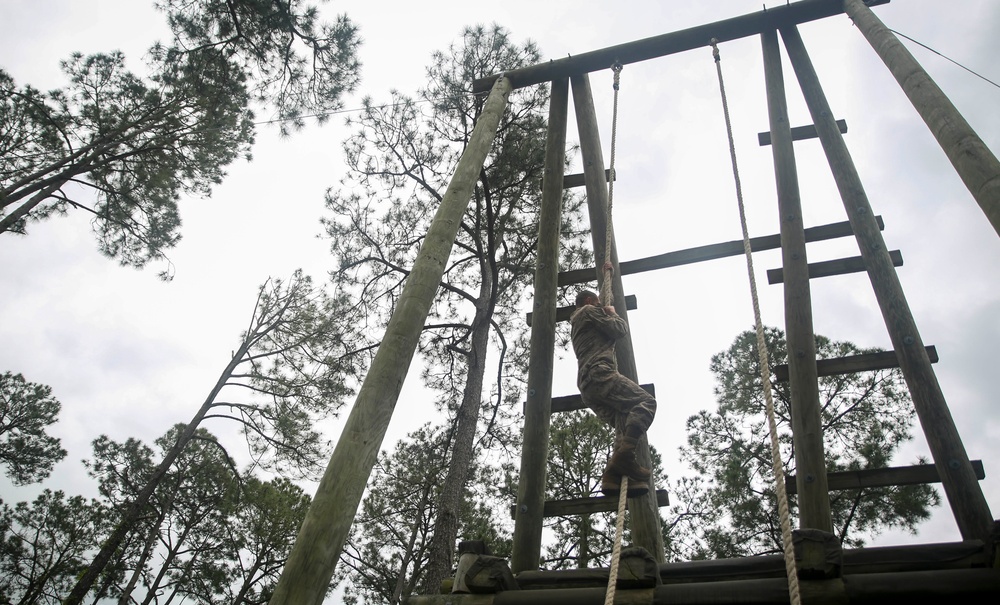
left=604, top=475, right=629, bottom=605
left=600, top=62, right=624, bottom=306
left=711, top=39, right=801, bottom=605
left=603, top=60, right=627, bottom=605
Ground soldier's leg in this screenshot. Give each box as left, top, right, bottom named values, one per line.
left=595, top=376, right=657, bottom=496
left=607, top=378, right=656, bottom=478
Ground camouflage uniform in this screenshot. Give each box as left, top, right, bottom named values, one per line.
left=569, top=304, right=656, bottom=435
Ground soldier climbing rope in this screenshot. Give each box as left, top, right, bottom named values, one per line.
left=602, top=58, right=628, bottom=605
left=566, top=60, right=641, bottom=605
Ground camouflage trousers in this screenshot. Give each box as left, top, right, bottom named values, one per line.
left=580, top=363, right=656, bottom=435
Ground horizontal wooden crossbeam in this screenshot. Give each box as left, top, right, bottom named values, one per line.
left=772, top=346, right=938, bottom=382
left=785, top=460, right=985, bottom=495
left=766, top=250, right=903, bottom=284
left=545, top=383, right=656, bottom=414
left=525, top=295, right=637, bottom=326
left=558, top=168, right=613, bottom=190
left=558, top=217, right=884, bottom=286
left=472, top=0, right=891, bottom=92
left=758, top=119, right=847, bottom=146
left=509, top=489, right=669, bottom=519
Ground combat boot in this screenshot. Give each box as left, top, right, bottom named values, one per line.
left=606, top=435, right=651, bottom=482
left=600, top=468, right=649, bottom=498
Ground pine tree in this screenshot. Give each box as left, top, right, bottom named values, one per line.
left=674, top=327, right=941, bottom=558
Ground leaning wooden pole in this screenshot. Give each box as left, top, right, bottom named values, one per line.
left=844, top=0, right=1000, bottom=238
left=781, top=24, right=994, bottom=542
left=760, top=29, right=833, bottom=534
left=512, top=77, right=569, bottom=573
left=269, top=76, right=512, bottom=605
left=571, top=72, right=665, bottom=563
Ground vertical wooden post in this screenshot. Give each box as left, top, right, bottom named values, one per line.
left=571, top=72, right=666, bottom=563
left=761, top=28, right=834, bottom=533
left=269, top=76, right=513, bottom=605
left=781, top=24, right=994, bottom=542
left=511, top=78, right=569, bottom=573
left=844, top=0, right=1000, bottom=238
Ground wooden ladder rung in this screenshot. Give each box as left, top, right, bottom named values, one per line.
left=557, top=217, right=884, bottom=287
left=509, top=489, right=670, bottom=519
left=785, top=460, right=985, bottom=495
left=772, top=346, right=937, bottom=382
left=533, top=383, right=655, bottom=414
left=758, top=118, right=848, bottom=146
left=525, top=294, right=637, bottom=326
left=553, top=168, right=614, bottom=190
left=766, top=250, right=903, bottom=284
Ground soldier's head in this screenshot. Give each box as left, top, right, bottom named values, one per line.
left=575, top=290, right=600, bottom=308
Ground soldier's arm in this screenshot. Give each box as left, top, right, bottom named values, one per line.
left=591, top=306, right=628, bottom=339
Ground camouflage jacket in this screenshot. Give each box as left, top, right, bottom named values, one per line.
left=569, top=304, right=628, bottom=390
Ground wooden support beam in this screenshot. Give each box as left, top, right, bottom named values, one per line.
left=472, top=0, right=890, bottom=93
left=269, top=77, right=513, bottom=605
left=509, top=490, right=669, bottom=519
left=512, top=78, right=569, bottom=575
left=773, top=346, right=938, bottom=382
left=845, top=0, right=1000, bottom=238
left=762, top=26, right=832, bottom=535
left=526, top=295, right=637, bottom=326
left=785, top=460, right=986, bottom=495
left=766, top=250, right=903, bottom=284
left=557, top=217, right=884, bottom=286
left=538, top=384, right=656, bottom=415
left=409, top=569, right=1000, bottom=605
left=560, top=169, right=613, bottom=190
left=758, top=119, right=847, bottom=146
left=782, top=23, right=994, bottom=541
left=844, top=569, right=1000, bottom=603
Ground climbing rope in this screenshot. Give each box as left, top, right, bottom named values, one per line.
left=603, top=60, right=628, bottom=605
left=710, top=39, right=802, bottom=605
left=604, top=478, right=628, bottom=605
left=600, top=61, right=624, bottom=306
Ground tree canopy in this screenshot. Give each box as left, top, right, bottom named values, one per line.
left=63, top=269, right=369, bottom=603
left=0, top=372, right=67, bottom=485
left=673, top=327, right=940, bottom=559
left=0, top=0, right=361, bottom=276
left=1, top=425, right=311, bottom=604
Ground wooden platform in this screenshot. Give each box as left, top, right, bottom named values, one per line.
left=409, top=541, right=999, bottom=604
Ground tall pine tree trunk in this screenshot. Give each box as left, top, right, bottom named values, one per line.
left=421, top=271, right=495, bottom=592
left=66, top=341, right=250, bottom=605
left=391, top=478, right=434, bottom=604
left=116, top=503, right=170, bottom=605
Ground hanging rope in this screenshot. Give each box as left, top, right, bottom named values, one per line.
left=604, top=478, right=628, bottom=605
left=602, top=60, right=628, bottom=605
left=710, top=38, right=802, bottom=605
left=601, top=61, right=624, bottom=306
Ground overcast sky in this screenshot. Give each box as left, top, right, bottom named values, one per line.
left=2, top=0, right=999, bottom=572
